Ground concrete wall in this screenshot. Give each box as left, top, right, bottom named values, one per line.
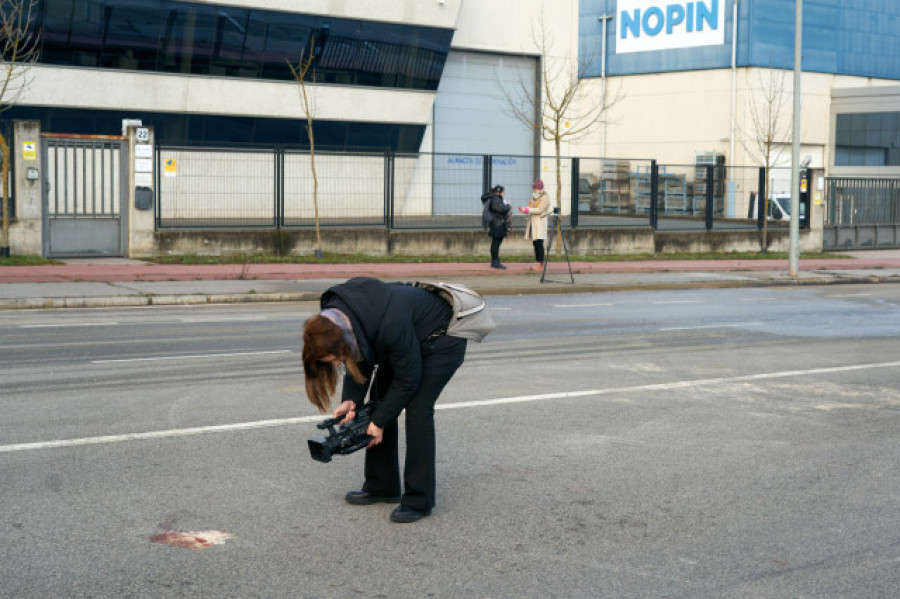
left=149, top=226, right=816, bottom=259
left=22, top=65, right=437, bottom=128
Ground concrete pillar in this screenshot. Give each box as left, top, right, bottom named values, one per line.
left=126, top=124, right=156, bottom=257
left=9, top=120, right=43, bottom=256
left=804, top=167, right=825, bottom=252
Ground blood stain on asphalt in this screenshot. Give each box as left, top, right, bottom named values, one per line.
left=150, top=530, right=232, bottom=549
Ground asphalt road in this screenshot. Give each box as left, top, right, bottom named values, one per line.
left=2, top=285, right=899, bottom=598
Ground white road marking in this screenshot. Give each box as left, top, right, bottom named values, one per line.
left=440, top=361, right=900, bottom=411
left=660, top=322, right=763, bottom=331
left=21, top=322, right=120, bottom=328
left=0, top=416, right=323, bottom=453
left=20, top=316, right=268, bottom=329
left=4, top=360, right=899, bottom=454
left=555, top=303, right=614, bottom=308
left=91, top=350, right=292, bottom=364
left=179, top=316, right=268, bottom=323
left=653, top=300, right=704, bottom=305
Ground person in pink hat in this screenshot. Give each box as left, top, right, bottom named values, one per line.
left=518, top=179, right=551, bottom=272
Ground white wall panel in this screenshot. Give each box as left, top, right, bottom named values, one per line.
left=432, top=51, right=538, bottom=214
left=24, top=66, right=435, bottom=126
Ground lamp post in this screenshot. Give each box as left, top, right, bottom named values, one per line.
left=597, top=13, right=613, bottom=158
left=789, top=0, right=803, bottom=276
left=728, top=0, right=738, bottom=218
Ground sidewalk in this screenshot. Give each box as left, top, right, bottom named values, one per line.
left=2, top=251, right=900, bottom=309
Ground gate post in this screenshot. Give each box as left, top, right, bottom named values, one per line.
left=649, top=160, right=659, bottom=230
left=482, top=155, right=493, bottom=194
left=757, top=167, right=766, bottom=230
left=127, top=124, right=153, bottom=257
left=10, top=120, right=43, bottom=256
left=385, top=150, right=394, bottom=229
left=570, top=158, right=580, bottom=229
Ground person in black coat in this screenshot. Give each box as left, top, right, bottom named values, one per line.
left=302, top=277, right=467, bottom=523
left=482, top=185, right=511, bottom=269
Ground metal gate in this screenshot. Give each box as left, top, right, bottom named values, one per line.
left=42, top=134, right=128, bottom=257
left=823, top=177, right=900, bottom=250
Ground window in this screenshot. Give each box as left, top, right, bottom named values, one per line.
left=4, top=107, right=425, bottom=152
left=835, top=112, right=900, bottom=167
left=37, top=0, right=452, bottom=90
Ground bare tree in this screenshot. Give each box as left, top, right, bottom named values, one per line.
left=0, top=0, right=38, bottom=258
left=501, top=19, right=620, bottom=252
left=287, top=33, right=323, bottom=259
left=740, top=68, right=792, bottom=253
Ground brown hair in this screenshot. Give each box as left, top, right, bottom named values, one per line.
left=301, top=315, right=366, bottom=413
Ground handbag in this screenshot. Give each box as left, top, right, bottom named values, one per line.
left=411, top=281, right=496, bottom=343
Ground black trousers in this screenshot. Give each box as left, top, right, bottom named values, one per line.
left=490, top=236, right=504, bottom=263
left=532, top=239, right=545, bottom=263
left=362, top=334, right=467, bottom=512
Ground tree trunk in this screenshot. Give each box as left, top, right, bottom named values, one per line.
left=554, top=138, right=562, bottom=254
left=308, top=118, right=321, bottom=259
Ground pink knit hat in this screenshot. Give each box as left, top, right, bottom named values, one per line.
left=532, top=179, right=544, bottom=190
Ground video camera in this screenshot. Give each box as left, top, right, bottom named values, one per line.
left=307, top=403, right=376, bottom=463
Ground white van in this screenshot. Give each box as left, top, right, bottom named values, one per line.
left=748, top=193, right=806, bottom=221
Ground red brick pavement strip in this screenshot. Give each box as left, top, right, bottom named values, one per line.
left=3, top=258, right=900, bottom=284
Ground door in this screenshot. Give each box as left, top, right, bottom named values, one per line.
left=42, top=135, right=128, bottom=257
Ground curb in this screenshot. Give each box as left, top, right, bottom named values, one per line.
left=1, top=273, right=897, bottom=310
left=0, top=291, right=322, bottom=310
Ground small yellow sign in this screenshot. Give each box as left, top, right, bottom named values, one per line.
left=23, top=142, right=36, bottom=161
left=164, top=158, right=177, bottom=177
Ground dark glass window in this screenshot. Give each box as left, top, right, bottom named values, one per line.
left=835, top=112, right=900, bottom=167
left=2, top=107, right=425, bottom=152
left=36, top=0, right=452, bottom=90
left=100, top=1, right=162, bottom=70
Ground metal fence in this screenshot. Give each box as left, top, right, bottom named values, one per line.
left=154, top=146, right=793, bottom=233
left=825, top=178, right=900, bottom=226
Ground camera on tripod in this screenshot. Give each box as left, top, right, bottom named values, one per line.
left=307, top=403, right=376, bottom=463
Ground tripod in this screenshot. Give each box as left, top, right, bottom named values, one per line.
left=540, top=210, right=574, bottom=284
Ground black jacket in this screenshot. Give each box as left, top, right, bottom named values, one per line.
left=482, top=191, right=511, bottom=239
left=320, top=277, right=452, bottom=428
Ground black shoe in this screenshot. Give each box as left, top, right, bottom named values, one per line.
left=490, top=262, right=507, bottom=270
left=345, top=490, right=401, bottom=505
left=390, top=506, right=431, bottom=523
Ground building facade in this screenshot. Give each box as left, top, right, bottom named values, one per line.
left=9, top=0, right=577, bottom=157
left=578, top=0, right=900, bottom=189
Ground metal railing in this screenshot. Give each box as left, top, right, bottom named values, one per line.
left=154, top=146, right=791, bottom=233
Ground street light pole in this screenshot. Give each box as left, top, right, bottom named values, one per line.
left=598, top=13, right=613, bottom=158
left=789, top=0, right=803, bottom=276
left=729, top=0, right=738, bottom=218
